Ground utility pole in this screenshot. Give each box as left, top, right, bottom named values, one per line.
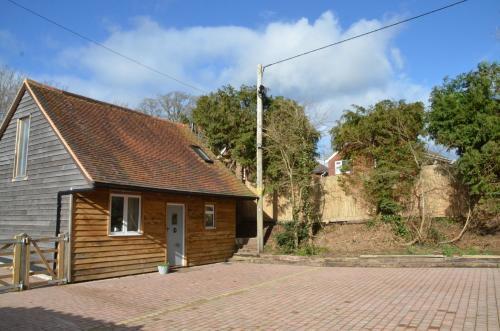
left=256, top=64, right=264, bottom=254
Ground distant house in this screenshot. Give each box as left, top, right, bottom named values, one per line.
left=326, top=151, right=350, bottom=176
left=312, top=163, right=328, bottom=176
left=0, top=80, right=255, bottom=282
left=326, top=150, right=450, bottom=176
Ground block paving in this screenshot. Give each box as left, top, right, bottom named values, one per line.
left=0, top=263, right=499, bottom=330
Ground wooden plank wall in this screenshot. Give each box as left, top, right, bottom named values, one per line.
left=71, top=188, right=236, bottom=282
left=186, top=198, right=236, bottom=266
left=0, top=91, right=91, bottom=239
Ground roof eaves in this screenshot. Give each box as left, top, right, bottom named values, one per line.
left=0, top=81, right=27, bottom=140
left=326, top=151, right=339, bottom=162
left=94, top=181, right=257, bottom=200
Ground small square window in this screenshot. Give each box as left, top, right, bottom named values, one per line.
left=191, top=145, right=213, bottom=163
left=110, top=194, right=142, bottom=235
left=204, top=204, right=215, bottom=229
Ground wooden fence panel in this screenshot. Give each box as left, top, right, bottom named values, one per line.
left=0, top=233, right=68, bottom=292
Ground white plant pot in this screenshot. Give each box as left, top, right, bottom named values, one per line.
left=158, top=265, right=169, bottom=275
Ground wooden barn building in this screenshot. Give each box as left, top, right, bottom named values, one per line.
left=0, top=80, right=255, bottom=282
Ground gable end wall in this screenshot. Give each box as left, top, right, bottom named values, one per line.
left=0, top=91, right=91, bottom=239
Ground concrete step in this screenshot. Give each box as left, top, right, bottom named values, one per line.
left=230, top=254, right=500, bottom=268
left=234, top=237, right=258, bottom=256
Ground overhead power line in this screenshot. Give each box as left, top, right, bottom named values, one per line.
left=264, top=0, right=468, bottom=68
left=6, top=0, right=207, bottom=93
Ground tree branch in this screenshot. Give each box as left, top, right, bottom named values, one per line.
left=439, top=206, right=473, bottom=244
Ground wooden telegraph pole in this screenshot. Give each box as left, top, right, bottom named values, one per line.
left=256, top=64, right=264, bottom=254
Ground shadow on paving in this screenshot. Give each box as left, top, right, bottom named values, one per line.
left=0, top=306, right=143, bottom=330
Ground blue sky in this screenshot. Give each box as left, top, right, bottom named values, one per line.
left=1, top=0, right=498, bottom=157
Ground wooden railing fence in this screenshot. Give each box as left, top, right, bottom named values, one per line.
left=0, top=233, right=68, bottom=292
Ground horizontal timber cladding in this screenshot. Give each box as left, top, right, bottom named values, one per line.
left=71, top=188, right=237, bottom=282
left=0, top=91, right=91, bottom=240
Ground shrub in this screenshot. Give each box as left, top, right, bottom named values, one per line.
left=382, top=215, right=409, bottom=238
left=275, top=221, right=308, bottom=254
left=378, top=198, right=401, bottom=215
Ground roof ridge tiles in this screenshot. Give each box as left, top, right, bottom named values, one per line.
left=25, top=79, right=186, bottom=128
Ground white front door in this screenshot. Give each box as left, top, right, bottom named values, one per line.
left=167, top=204, right=185, bottom=266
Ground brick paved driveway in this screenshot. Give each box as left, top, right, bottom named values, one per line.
left=0, top=263, right=499, bottom=330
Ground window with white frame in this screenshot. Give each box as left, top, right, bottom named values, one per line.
left=334, top=160, right=351, bottom=175
left=13, top=116, right=31, bottom=179
left=204, top=204, right=215, bottom=229
left=109, top=194, right=141, bottom=235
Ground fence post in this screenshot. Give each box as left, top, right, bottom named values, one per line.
left=56, top=234, right=66, bottom=283
left=12, top=234, right=22, bottom=290
left=12, top=233, right=29, bottom=291
left=23, top=235, right=30, bottom=289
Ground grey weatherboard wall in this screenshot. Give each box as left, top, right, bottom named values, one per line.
left=0, top=90, right=91, bottom=239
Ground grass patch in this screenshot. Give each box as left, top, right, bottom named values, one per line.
left=365, top=218, right=377, bottom=229
left=295, top=244, right=329, bottom=256
left=439, top=244, right=486, bottom=257
left=433, top=217, right=457, bottom=225
left=405, top=245, right=417, bottom=255
left=441, top=244, right=461, bottom=257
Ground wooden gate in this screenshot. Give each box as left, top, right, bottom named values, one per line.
left=0, top=239, right=17, bottom=292
left=0, top=233, right=68, bottom=292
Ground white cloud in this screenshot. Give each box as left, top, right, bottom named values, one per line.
left=390, top=47, right=404, bottom=70
left=40, top=11, right=430, bottom=154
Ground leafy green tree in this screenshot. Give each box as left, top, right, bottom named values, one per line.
left=330, top=100, right=426, bottom=237
left=428, top=62, right=499, bottom=238
left=192, top=85, right=261, bottom=174
left=193, top=86, right=321, bottom=249
left=265, top=97, right=320, bottom=246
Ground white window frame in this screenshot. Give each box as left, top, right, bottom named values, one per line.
left=108, top=194, right=142, bottom=236
left=12, top=115, right=31, bottom=181
left=204, top=203, right=216, bottom=229
left=335, top=160, right=351, bottom=175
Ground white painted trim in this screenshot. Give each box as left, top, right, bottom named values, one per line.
left=108, top=193, right=143, bottom=236
left=24, top=81, right=94, bottom=183
left=326, top=151, right=339, bottom=163
left=166, top=203, right=186, bottom=267
left=0, top=82, right=26, bottom=140
left=67, top=193, right=73, bottom=283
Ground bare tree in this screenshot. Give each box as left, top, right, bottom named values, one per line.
left=137, top=91, right=196, bottom=123
left=0, top=66, right=24, bottom=122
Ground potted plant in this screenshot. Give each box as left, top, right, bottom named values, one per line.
left=158, top=262, right=169, bottom=275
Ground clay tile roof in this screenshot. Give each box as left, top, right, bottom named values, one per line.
left=25, top=79, right=255, bottom=199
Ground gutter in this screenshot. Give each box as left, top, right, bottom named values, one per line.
left=55, top=187, right=96, bottom=237
left=94, top=182, right=257, bottom=201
